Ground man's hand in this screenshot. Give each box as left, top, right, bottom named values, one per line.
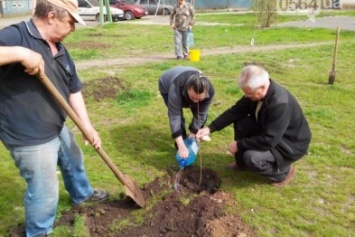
left=176, top=135, right=188, bottom=158
left=21, top=48, right=44, bottom=76
left=0, top=46, right=44, bottom=76
left=228, top=141, right=238, bottom=154
left=196, top=127, right=210, bottom=142
left=83, top=128, right=101, bottom=149
left=178, top=146, right=189, bottom=159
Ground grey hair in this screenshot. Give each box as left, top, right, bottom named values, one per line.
left=186, top=73, right=209, bottom=95
left=238, top=65, right=269, bottom=90
left=34, top=0, right=68, bottom=20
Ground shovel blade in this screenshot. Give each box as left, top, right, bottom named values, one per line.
left=328, top=71, right=336, bottom=84
left=123, top=175, right=146, bottom=208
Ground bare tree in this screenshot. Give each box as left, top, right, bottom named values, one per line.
left=252, top=0, right=278, bottom=28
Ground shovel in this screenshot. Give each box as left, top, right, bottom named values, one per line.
left=37, top=73, right=145, bottom=208
left=328, top=26, right=340, bottom=85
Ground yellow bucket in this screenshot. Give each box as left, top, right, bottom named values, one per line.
left=189, top=49, right=200, bottom=62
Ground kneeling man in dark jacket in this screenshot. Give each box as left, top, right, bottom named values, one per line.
left=196, top=64, right=311, bottom=187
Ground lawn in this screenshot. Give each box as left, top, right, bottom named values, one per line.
left=0, top=12, right=354, bottom=237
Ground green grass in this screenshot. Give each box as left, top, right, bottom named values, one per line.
left=116, top=89, right=154, bottom=112
left=1, top=11, right=355, bottom=237
left=64, top=12, right=355, bottom=61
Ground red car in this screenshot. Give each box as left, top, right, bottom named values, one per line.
left=110, top=0, right=148, bottom=20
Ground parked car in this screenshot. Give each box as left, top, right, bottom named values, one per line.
left=78, top=0, right=124, bottom=22
left=110, top=0, right=148, bottom=20
left=127, top=0, right=173, bottom=15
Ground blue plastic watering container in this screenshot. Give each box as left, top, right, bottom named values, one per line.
left=176, top=137, right=199, bottom=168
left=187, top=29, right=194, bottom=47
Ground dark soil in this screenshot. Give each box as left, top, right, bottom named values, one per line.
left=65, top=41, right=112, bottom=50
left=9, top=167, right=256, bottom=237
left=82, top=76, right=130, bottom=102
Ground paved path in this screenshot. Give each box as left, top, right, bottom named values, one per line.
left=277, top=16, right=355, bottom=31
left=74, top=41, right=334, bottom=71
left=0, top=15, right=31, bottom=29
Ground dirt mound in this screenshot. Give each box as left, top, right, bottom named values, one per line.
left=9, top=167, right=256, bottom=237
left=82, top=76, right=130, bottom=102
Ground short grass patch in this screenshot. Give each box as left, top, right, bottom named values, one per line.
left=64, top=12, right=355, bottom=61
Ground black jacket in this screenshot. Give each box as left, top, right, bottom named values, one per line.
left=159, top=66, right=215, bottom=138
left=209, top=80, right=311, bottom=169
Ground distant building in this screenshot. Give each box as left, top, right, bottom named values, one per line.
left=196, top=0, right=251, bottom=9
left=0, top=0, right=36, bottom=17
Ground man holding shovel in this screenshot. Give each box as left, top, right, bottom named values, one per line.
left=196, top=65, right=311, bottom=187
left=0, top=0, right=108, bottom=236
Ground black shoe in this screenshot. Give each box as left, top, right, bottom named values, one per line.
left=87, top=189, right=109, bottom=202
left=271, top=166, right=296, bottom=187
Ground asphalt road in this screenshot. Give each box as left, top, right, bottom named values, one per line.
left=277, top=16, right=355, bottom=31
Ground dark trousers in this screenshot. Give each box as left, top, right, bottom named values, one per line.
left=161, top=93, right=187, bottom=139
left=234, top=117, right=290, bottom=182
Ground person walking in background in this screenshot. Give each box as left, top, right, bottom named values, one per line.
left=170, top=0, right=195, bottom=60
left=0, top=0, right=108, bottom=236
left=159, top=66, right=215, bottom=159
left=196, top=64, right=311, bottom=187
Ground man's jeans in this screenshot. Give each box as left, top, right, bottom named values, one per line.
left=3, top=126, right=94, bottom=237
left=174, top=29, right=189, bottom=58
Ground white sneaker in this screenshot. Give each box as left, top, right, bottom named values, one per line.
left=200, top=135, right=211, bottom=142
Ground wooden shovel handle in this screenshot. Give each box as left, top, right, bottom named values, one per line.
left=332, top=27, right=340, bottom=71
left=37, top=73, right=129, bottom=186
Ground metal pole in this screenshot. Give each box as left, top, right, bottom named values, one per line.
left=99, top=0, right=104, bottom=26
left=104, top=0, right=113, bottom=23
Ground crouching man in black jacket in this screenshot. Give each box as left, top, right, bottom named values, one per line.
left=196, top=64, right=311, bottom=187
